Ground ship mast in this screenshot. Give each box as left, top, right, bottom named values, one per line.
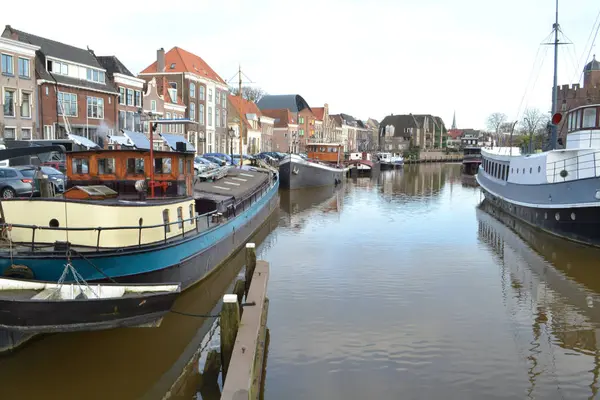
left=550, top=0, right=560, bottom=150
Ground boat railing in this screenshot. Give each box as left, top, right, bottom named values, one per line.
left=546, top=151, right=600, bottom=182
left=0, top=209, right=218, bottom=252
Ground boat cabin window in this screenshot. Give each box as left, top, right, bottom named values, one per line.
left=72, top=158, right=89, bottom=174
left=97, top=158, right=116, bottom=175
left=583, top=108, right=597, bottom=128
left=177, top=206, right=183, bottom=229
left=187, top=160, right=192, bottom=174
left=155, top=157, right=172, bottom=174
left=126, top=158, right=145, bottom=175
left=189, top=204, right=195, bottom=225
left=163, top=209, right=170, bottom=233
left=179, top=158, right=184, bottom=175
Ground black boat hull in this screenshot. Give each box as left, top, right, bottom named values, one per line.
left=0, top=291, right=179, bottom=333
left=480, top=187, right=600, bottom=247
left=279, top=156, right=346, bottom=189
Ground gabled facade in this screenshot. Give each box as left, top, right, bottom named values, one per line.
left=228, top=94, right=263, bottom=154
left=257, top=94, right=312, bottom=153
left=139, top=47, right=228, bottom=154
left=413, top=114, right=447, bottom=149
left=96, top=55, right=145, bottom=133
left=378, top=114, right=419, bottom=151
left=2, top=25, right=118, bottom=144
left=0, top=36, right=39, bottom=140
left=260, top=109, right=298, bottom=153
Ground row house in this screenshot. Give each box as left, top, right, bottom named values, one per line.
left=228, top=94, right=262, bottom=154
left=356, top=120, right=373, bottom=151
left=139, top=47, right=228, bottom=154
left=96, top=55, right=145, bottom=133
left=257, top=94, right=313, bottom=153
left=260, top=109, right=298, bottom=153
left=3, top=26, right=119, bottom=144
left=0, top=36, right=39, bottom=140
left=330, top=113, right=359, bottom=152
left=310, top=103, right=333, bottom=142
left=365, top=118, right=380, bottom=149
left=259, top=115, right=274, bottom=152
left=378, top=114, right=418, bottom=151
left=413, top=114, right=447, bottom=149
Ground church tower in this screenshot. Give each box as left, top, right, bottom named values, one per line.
left=451, top=111, right=457, bottom=130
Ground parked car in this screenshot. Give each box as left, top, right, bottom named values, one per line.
left=18, top=166, right=66, bottom=195
left=0, top=166, right=38, bottom=198
left=203, top=153, right=233, bottom=165
left=254, top=153, right=277, bottom=163
left=40, top=160, right=66, bottom=174
left=194, top=156, right=219, bottom=173
left=203, top=155, right=227, bottom=167
left=231, top=155, right=254, bottom=165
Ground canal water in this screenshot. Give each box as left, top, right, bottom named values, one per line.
left=2, top=163, right=600, bottom=399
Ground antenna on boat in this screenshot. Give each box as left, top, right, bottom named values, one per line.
left=550, top=0, right=559, bottom=150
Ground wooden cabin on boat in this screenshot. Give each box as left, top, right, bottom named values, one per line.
left=67, top=149, right=195, bottom=198
left=306, top=143, right=344, bottom=164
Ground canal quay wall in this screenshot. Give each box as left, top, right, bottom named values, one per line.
left=163, top=243, right=270, bottom=400
left=405, top=151, right=463, bottom=164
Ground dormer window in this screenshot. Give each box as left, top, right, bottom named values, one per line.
left=47, top=60, right=68, bottom=75
left=170, top=63, right=176, bottom=69
left=168, top=88, right=177, bottom=104
left=86, top=68, right=105, bottom=83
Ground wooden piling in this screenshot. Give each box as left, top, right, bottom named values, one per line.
left=233, top=279, right=245, bottom=310
left=39, top=177, right=52, bottom=198
left=220, top=294, right=241, bottom=381
left=245, top=243, right=256, bottom=296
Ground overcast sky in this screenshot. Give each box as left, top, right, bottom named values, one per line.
left=3, top=0, right=599, bottom=129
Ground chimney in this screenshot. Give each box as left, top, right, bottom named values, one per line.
left=157, top=48, right=165, bottom=72
left=5, top=25, right=17, bottom=41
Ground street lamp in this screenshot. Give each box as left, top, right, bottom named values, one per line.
left=228, top=126, right=235, bottom=165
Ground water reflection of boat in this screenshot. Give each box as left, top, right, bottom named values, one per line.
left=477, top=203, right=600, bottom=397
left=279, top=186, right=343, bottom=229
left=461, top=173, right=479, bottom=187
left=0, top=211, right=279, bottom=400
left=379, top=164, right=452, bottom=198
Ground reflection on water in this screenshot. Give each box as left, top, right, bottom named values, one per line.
left=0, top=211, right=279, bottom=400
left=262, top=165, right=600, bottom=400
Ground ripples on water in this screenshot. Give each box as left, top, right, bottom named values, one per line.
left=262, top=164, right=600, bottom=400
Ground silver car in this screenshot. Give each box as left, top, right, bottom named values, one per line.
left=0, top=167, right=37, bottom=198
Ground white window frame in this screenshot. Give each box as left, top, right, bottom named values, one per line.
left=119, top=87, right=125, bottom=105
left=208, top=89, right=213, bottom=102
left=135, top=90, right=142, bottom=107
left=151, top=100, right=157, bottom=112
left=199, top=86, right=205, bottom=101
left=119, top=110, right=126, bottom=131
left=216, top=108, right=220, bottom=128
left=87, top=96, right=104, bottom=119
left=19, top=90, right=32, bottom=119
left=3, top=126, right=16, bottom=139
left=190, top=103, right=196, bottom=121
left=189, top=82, right=195, bottom=98
left=3, top=87, right=16, bottom=117
left=43, top=125, right=55, bottom=140
left=208, top=106, right=212, bottom=126
left=17, top=57, right=30, bottom=78
left=1, top=53, right=14, bottom=75
left=199, top=104, right=205, bottom=125
left=20, top=127, right=32, bottom=140
left=127, top=111, right=134, bottom=131
left=126, top=88, right=134, bottom=106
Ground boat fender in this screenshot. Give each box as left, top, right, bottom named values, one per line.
left=3, top=264, right=34, bottom=280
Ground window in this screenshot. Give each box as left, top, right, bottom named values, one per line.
left=48, top=60, right=68, bottom=75
left=86, top=68, right=105, bottom=83
left=87, top=97, right=104, bottom=119
left=1, top=54, right=13, bottom=75
left=190, top=83, right=196, bottom=98
left=568, top=112, right=574, bottom=131
left=216, top=109, right=220, bottom=127
left=119, top=87, right=125, bottom=105
left=583, top=108, right=597, bottom=128
left=135, top=91, right=142, bottom=107
left=216, top=91, right=220, bottom=105
left=134, top=113, right=141, bottom=132
left=575, top=110, right=581, bottom=130
left=189, top=204, right=195, bottom=225
left=97, top=158, right=116, bottom=174
left=168, top=88, right=177, bottom=103
left=57, top=92, right=77, bottom=116
left=178, top=158, right=183, bottom=174
left=18, top=58, right=29, bottom=78
left=190, top=103, right=196, bottom=120
left=119, top=110, right=126, bottom=130
left=299, top=129, right=304, bottom=136
left=169, top=82, right=177, bottom=90
left=177, top=206, right=183, bottom=229
left=126, top=158, right=145, bottom=174
left=299, top=117, right=304, bottom=124
left=3, top=89, right=15, bottom=116
left=163, top=209, right=170, bottom=233
left=199, top=86, right=205, bottom=100
left=154, top=157, right=172, bottom=174
left=43, top=125, right=54, bottom=140
left=208, top=107, right=212, bottom=126
left=222, top=94, right=226, bottom=108
left=20, top=128, right=31, bottom=140
left=151, top=100, right=157, bottom=112
left=3, top=127, right=15, bottom=139
left=222, top=109, right=226, bottom=127
left=208, top=89, right=212, bottom=102
left=126, top=89, right=134, bottom=106
left=20, top=92, right=31, bottom=118
left=127, top=111, right=134, bottom=131
left=199, top=104, right=205, bottom=125
left=72, top=158, right=89, bottom=174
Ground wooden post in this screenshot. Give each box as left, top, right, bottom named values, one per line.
left=220, top=294, right=240, bottom=381
left=245, top=243, right=256, bottom=296
left=39, top=177, right=52, bottom=198
left=233, top=279, right=245, bottom=310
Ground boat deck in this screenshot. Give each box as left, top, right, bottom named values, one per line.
left=194, top=167, right=270, bottom=200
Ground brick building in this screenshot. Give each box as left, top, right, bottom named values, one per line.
left=96, top=55, right=145, bottom=133
left=257, top=94, right=313, bottom=153
left=2, top=26, right=118, bottom=144
left=260, top=109, right=298, bottom=153
left=0, top=36, right=39, bottom=140
left=139, top=47, right=228, bottom=154
left=557, top=56, right=600, bottom=138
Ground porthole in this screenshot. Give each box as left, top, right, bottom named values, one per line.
left=571, top=212, right=576, bottom=221
left=538, top=166, right=541, bottom=173
left=139, top=218, right=143, bottom=226
left=544, top=212, right=548, bottom=220
left=49, top=219, right=59, bottom=228
left=555, top=212, right=560, bottom=221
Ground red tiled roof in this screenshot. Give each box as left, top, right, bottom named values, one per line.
left=260, top=109, right=296, bottom=128
left=228, top=95, right=263, bottom=129
left=447, top=129, right=463, bottom=139
left=140, top=47, right=225, bottom=84
left=312, top=107, right=325, bottom=121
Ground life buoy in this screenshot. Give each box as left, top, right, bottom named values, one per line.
left=4, top=264, right=35, bottom=280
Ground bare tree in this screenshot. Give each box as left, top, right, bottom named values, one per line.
left=517, top=108, right=549, bottom=153
left=486, top=113, right=507, bottom=145
left=229, top=86, right=266, bottom=103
